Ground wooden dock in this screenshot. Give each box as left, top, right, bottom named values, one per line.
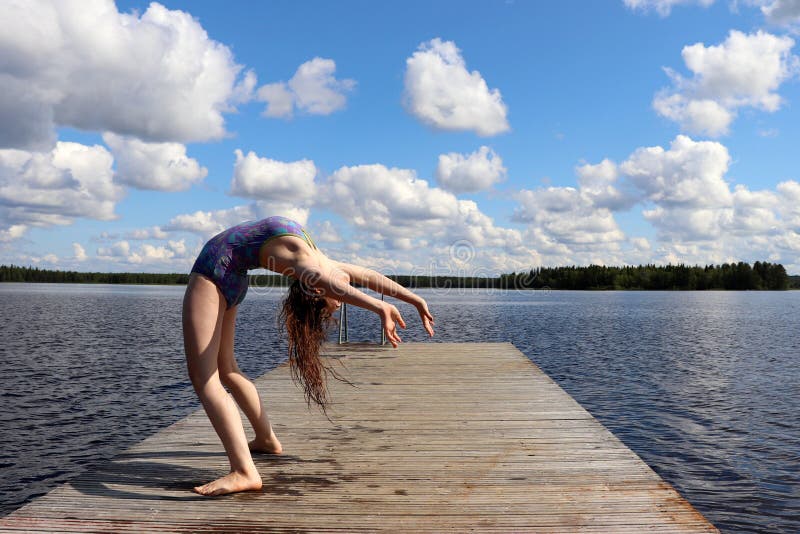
left=1, top=342, right=718, bottom=532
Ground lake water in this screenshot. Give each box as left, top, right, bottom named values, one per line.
left=0, top=283, right=798, bottom=533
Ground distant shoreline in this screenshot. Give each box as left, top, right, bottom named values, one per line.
left=2, top=263, right=798, bottom=290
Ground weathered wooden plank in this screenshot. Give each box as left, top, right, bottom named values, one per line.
left=0, top=342, right=718, bottom=532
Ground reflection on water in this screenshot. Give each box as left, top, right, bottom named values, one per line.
left=1, top=284, right=798, bottom=533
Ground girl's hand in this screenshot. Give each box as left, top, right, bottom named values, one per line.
left=380, top=302, right=406, bottom=348
left=416, top=299, right=435, bottom=337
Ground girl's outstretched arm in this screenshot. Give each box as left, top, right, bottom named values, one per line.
left=332, top=262, right=414, bottom=301
left=333, top=262, right=435, bottom=337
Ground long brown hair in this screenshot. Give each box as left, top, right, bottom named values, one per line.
left=279, top=279, right=337, bottom=411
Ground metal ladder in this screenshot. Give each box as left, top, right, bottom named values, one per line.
left=338, top=294, right=386, bottom=345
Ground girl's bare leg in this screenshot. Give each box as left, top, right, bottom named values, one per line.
left=217, top=306, right=283, bottom=454
left=183, top=274, right=262, bottom=496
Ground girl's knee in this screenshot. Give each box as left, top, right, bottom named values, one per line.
left=218, top=356, right=241, bottom=379
left=186, top=356, right=217, bottom=390
left=219, top=367, right=242, bottom=389
left=188, top=370, right=226, bottom=399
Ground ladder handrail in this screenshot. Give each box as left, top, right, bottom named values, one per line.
left=337, top=293, right=386, bottom=345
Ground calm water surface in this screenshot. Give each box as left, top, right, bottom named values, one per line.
left=1, top=283, right=798, bottom=533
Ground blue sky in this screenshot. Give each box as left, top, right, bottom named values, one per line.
left=2, top=0, right=800, bottom=274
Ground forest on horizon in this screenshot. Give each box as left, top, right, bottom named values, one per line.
left=0, top=262, right=795, bottom=290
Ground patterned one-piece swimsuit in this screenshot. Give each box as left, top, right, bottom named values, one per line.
left=190, top=216, right=316, bottom=308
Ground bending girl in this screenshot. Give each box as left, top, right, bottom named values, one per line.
left=182, top=216, right=435, bottom=496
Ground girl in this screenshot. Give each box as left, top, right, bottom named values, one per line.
left=182, top=216, right=435, bottom=496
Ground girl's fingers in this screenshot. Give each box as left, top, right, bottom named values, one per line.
left=385, top=325, right=396, bottom=346
left=385, top=320, right=401, bottom=347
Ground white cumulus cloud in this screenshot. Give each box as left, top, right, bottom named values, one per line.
left=568, top=135, right=800, bottom=268
left=230, top=149, right=317, bottom=202
left=165, top=204, right=260, bottom=238
left=403, top=38, right=510, bottom=136
left=631, top=237, right=652, bottom=251
left=0, top=224, right=27, bottom=242
left=435, top=146, right=506, bottom=193
left=576, top=159, right=637, bottom=210
left=510, top=156, right=633, bottom=261
left=513, top=187, right=627, bottom=245
left=616, top=135, right=800, bottom=256
left=0, top=0, right=250, bottom=150
left=653, top=30, right=799, bottom=136
left=324, top=164, right=458, bottom=236
left=164, top=201, right=310, bottom=240
left=0, top=141, right=123, bottom=240
left=256, top=57, right=355, bottom=119
left=623, top=0, right=715, bottom=16
left=125, top=226, right=169, bottom=240
left=620, top=135, right=733, bottom=240
left=72, top=242, right=87, bottom=261
left=625, top=0, right=800, bottom=28
left=621, top=135, right=732, bottom=209
left=312, top=220, right=343, bottom=243
left=97, top=240, right=131, bottom=258
left=653, top=96, right=734, bottom=137
left=97, top=238, right=193, bottom=268
left=320, top=163, right=533, bottom=272
left=761, top=0, right=800, bottom=26
left=103, top=133, right=207, bottom=192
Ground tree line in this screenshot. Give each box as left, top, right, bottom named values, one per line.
left=491, top=262, right=791, bottom=290
left=389, top=262, right=793, bottom=290
left=0, top=264, right=192, bottom=284
left=0, top=261, right=795, bottom=290
left=0, top=264, right=283, bottom=286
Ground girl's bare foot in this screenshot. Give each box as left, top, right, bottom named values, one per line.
left=193, top=470, right=262, bottom=496
left=248, top=431, right=283, bottom=454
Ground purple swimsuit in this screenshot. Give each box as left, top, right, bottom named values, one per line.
left=190, top=216, right=316, bottom=308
